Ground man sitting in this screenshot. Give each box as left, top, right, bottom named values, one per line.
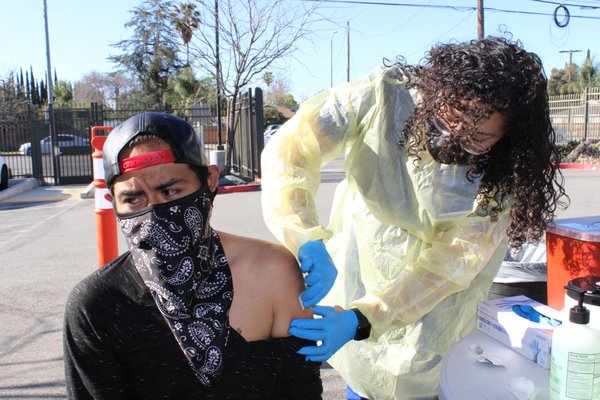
left=63, top=112, right=322, bottom=399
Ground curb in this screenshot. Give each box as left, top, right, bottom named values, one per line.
left=558, top=163, right=599, bottom=170
left=0, top=178, right=40, bottom=202
left=80, top=183, right=95, bottom=199
left=217, top=182, right=261, bottom=194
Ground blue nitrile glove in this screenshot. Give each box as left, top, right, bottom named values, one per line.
left=297, top=240, right=337, bottom=308
left=289, top=305, right=358, bottom=362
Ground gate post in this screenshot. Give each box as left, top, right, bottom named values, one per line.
left=583, top=86, right=590, bottom=141
left=91, top=126, right=118, bottom=267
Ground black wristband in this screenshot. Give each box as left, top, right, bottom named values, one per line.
left=350, top=308, right=371, bottom=341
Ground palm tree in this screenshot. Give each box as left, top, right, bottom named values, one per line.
left=172, top=2, right=201, bottom=65
left=262, top=71, right=274, bottom=88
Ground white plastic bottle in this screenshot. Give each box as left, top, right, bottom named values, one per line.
left=549, top=287, right=600, bottom=400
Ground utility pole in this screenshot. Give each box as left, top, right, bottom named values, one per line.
left=211, top=0, right=227, bottom=173
left=330, top=30, right=338, bottom=87
left=477, top=0, right=484, bottom=40
left=346, top=21, right=350, bottom=82
left=215, top=0, right=223, bottom=149
left=560, top=49, right=582, bottom=93
left=43, top=0, right=59, bottom=183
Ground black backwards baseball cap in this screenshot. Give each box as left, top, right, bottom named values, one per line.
left=103, top=112, right=208, bottom=187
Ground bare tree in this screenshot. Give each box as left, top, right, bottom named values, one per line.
left=73, top=71, right=137, bottom=108
left=266, top=76, right=298, bottom=109
left=0, top=72, right=29, bottom=117
left=188, top=0, right=324, bottom=165
left=74, top=72, right=110, bottom=104
left=106, top=72, right=138, bottom=109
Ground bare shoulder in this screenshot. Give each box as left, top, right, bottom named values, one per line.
left=217, top=231, right=303, bottom=286
left=217, top=231, right=311, bottom=338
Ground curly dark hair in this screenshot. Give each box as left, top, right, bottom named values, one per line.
left=399, top=36, right=568, bottom=248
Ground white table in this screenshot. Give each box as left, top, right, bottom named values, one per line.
left=439, top=329, right=550, bottom=400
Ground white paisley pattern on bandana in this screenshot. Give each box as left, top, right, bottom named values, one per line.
left=116, top=186, right=233, bottom=386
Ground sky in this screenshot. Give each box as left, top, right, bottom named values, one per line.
left=1, top=0, right=599, bottom=102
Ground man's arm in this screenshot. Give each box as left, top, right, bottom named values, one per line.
left=266, top=243, right=313, bottom=337
left=261, top=245, right=323, bottom=399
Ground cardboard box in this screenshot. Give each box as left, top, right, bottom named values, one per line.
left=477, top=295, right=563, bottom=368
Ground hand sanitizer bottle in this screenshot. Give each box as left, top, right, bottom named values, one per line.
left=549, top=286, right=600, bottom=399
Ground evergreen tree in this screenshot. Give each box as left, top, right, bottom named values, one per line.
left=25, top=71, right=30, bottom=101
left=548, top=68, right=567, bottom=96
left=109, top=0, right=183, bottom=107
left=18, top=68, right=25, bottom=97
left=29, top=68, right=41, bottom=105
left=15, top=72, right=22, bottom=98
left=548, top=53, right=600, bottom=96
left=39, top=80, right=47, bottom=104
left=29, top=67, right=36, bottom=103
left=578, top=50, right=597, bottom=90
left=32, top=80, right=40, bottom=105
left=55, top=79, right=74, bottom=104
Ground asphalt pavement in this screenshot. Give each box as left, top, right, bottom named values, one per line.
left=1, top=163, right=599, bottom=399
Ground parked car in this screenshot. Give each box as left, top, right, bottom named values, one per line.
left=264, top=124, right=281, bottom=135
left=263, top=124, right=281, bottom=147
left=19, top=134, right=90, bottom=155
left=0, top=155, right=8, bottom=190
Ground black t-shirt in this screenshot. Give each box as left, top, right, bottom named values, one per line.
left=63, top=253, right=323, bottom=399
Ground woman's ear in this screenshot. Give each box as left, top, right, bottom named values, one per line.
left=207, top=165, right=221, bottom=192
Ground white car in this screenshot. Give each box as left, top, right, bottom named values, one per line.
left=19, top=134, right=90, bottom=155
left=263, top=124, right=281, bottom=147
left=0, top=155, right=8, bottom=191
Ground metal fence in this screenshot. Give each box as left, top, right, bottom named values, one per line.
left=4, top=86, right=594, bottom=185
left=229, top=88, right=264, bottom=181
left=0, top=102, right=216, bottom=184
left=549, top=86, right=600, bottom=143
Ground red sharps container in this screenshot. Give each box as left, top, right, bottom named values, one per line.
left=546, top=216, right=600, bottom=310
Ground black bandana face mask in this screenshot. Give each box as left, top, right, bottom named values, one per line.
left=116, top=186, right=233, bottom=386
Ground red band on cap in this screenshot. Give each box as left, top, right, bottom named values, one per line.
left=119, top=149, right=175, bottom=174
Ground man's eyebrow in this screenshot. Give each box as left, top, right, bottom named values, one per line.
left=152, top=178, right=187, bottom=192
left=117, top=189, right=144, bottom=198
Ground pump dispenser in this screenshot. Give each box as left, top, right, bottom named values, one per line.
left=549, top=286, right=600, bottom=399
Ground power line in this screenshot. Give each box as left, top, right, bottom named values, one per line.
left=301, top=0, right=600, bottom=20
left=528, top=0, right=600, bottom=10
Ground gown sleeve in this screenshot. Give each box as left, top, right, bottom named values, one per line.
left=261, top=68, right=390, bottom=256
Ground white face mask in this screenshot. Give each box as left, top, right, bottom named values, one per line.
left=117, top=186, right=233, bottom=386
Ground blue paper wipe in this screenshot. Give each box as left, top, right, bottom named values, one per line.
left=512, top=304, right=562, bottom=327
